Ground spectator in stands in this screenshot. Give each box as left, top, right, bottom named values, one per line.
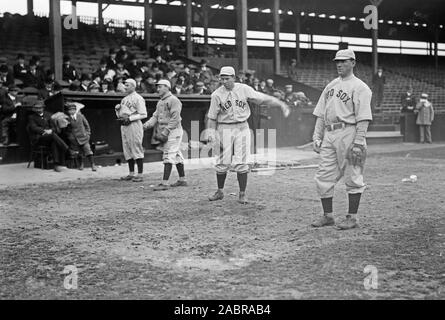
left=258, top=80, right=267, bottom=93
left=194, top=81, right=211, bottom=95
left=400, top=85, right=416, bottom=113
left=62, top=55, right=78, bottom=83
left=0, top=64, right=15, bottom=87
left=245, top=70, right=255, bottom=87
left=166, top=68, right=178, bottom=88
left=46, top=69, right=55, bottom=83
left=101, top=80, right=115, bottom=94
left=115, top=76, right=126, bottom=93
left=116, top=44, right=130, bottom=63
left=65, top=103, right=97, bottom=171
left=208, top=78, right=220, bottom=93
left=13, top=53, right=28, bottom=82
left=107, top=49, right=118, bottom=70
left=372, top=67, right=385, bottom=112
left=32, top=55, right=45, bottom=74
left=155, top=55, right=169, bottom=74
left=150, top=43, right=164, bottom=60
left=134, top=73, right=147, bottom=94
left=251, top=78, right=261, bottom=91
left=414, top=93, right=434, bottom=144
left=78, top=74, right=92, bottom=92
left=38, top=79, right=56, bottom=100
left=173, top=81, right=185, bottom=95
left=145, top=75, right=157, bottom=94
left=287, top=59, right=298, bottom=82
left=198, top=59, right=213, bottom=84
left=283, top=85, right=299, bottom=107
left=24, top=60, right=45, bottom=89
left=164, top=44, right=176, bottom=61
left=93, top=58, right=109, bottom=81
left=0, top=85, right=21, bottom=145
left=127, top=56, right=142, bottom=78
left=295, top=91, right=311, bottom=108
left=115, top=61, right=130, bottom=80
left=27, top=100, right=78, bottom=172
left=265, top=79, right=275, bottom=95
left=89, top=82, right=101, bottom=93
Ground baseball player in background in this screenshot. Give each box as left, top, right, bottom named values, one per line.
left=116, top=78, right=147, bottom=182
left=143, top=79, right=186, bottom=190
left=311, top=49, right=373, bottom=230
left=207, top=66, right=290, bottom=204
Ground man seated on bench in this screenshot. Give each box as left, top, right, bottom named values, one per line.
left=27, top=100, right=79, bottom=172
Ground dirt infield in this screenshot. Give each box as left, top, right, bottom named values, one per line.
left=1, top=145, right=444, bottom=299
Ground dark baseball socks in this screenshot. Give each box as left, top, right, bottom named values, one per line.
left=127, top=158, right=143, bottom=177
left=162, top=163, right=186, bottom=185
left=128, top=159, right=135, bottom=176
left=216, top=172, right=227, bottom=190
left=320, top=193, right=362, bottom=216
left=237, top=172, right=248, bottom=193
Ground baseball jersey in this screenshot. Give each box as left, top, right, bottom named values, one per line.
left=208, top=83, right=267, bottom=123
left=313, top=74, right=373, bottom=124
left=116, top=91, right=147, bottom=122
left=145, top=92, right=183, bottom=136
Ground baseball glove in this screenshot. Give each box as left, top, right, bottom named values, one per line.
left=347, top=143, right=367, bottom=168
left=155, top=133, right=168, bottom=143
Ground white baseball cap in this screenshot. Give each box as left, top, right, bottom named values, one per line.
left=219, top=66, right=236, bottom=76
left=156, top=79, right=171, bottom=89
left=125, top=78, right=136, bottom=87
left=333, top=49, right=356, bottom=61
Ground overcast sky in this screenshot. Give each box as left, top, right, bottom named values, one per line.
left=1, top=0, right=145, bottom=20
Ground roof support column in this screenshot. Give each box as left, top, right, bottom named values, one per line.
left=273, top=0, right=281, bottom=75
left=144, top=0, right=152, bottom=51
left=186, top=0, right=193, bottom=59
left=434, top=26, right=439, bottom=69
left=27, top=0, right=34, bottom=16
left=236, top=0, right=248, bottom=72
left=370, top=1, right=379, bottom=75
left=98, top=0, right=104, bottom=32
left=49, top=0, right=63, bottom=82
left=203, top=0, right=209, bottom=54
left=295, top=11, right=301, bottom=64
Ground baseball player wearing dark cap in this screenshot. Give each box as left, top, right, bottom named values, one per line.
left=143, top=79, right=187, bottom=190
left=311, top=49, right=372, bottom=230
left=207, top=66, right=290, bottom=204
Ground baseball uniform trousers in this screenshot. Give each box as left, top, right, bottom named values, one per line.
left=315, top=125, right=366, bottom=198
left=162, top=129, right=184, bottom=164
left=215, top=121, right=251, bottom=174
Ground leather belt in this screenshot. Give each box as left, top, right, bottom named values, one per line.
left=325, top=122, right=355, bottom=132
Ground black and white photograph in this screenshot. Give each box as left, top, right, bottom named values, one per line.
left=0, top=0, right=444, bottom=306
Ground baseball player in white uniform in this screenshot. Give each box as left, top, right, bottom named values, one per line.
left=207, top=66, right=290, bottom=204
left=311, top=49, right=373, bottom=230
left=143, top=79, right=186, bottom=190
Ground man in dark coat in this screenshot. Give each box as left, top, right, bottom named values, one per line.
left=62, top=55, right=78, bottom=83
left=27, top=101, right=78, bottom=171
left=0, top=85, right=21, bottom=145
left=13, top=53, right=28, bottom=81
left=23, top=60, right=45, bottom=89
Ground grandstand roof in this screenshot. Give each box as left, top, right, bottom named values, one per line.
left=76, top=0, right=445, bottom=25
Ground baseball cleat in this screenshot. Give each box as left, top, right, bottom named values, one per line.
left=170, top=180, right=188, bottom=187
left=120, top=175, right=135, bottom=181
left=311, top=215, right=335, bottom=228
left=238, top=192, right=248, bottom=204
left=154, top=183, right=169, bottom=191
left=132, top=176, right=143, bottom=182
left=209, top=190, right=224, bottom=201
left=335, top=215, right=358, bottom=230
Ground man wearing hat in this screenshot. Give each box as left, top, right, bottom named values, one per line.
left=414, top=93, right=434, bottom=144
left=62, top=55, right=78, bottom=83
left=0, top=85, right=21, bottom=145
left=24, top=60, right=45, bottom=89
left=27, top=100, right=78, bottom=171
left=287, top=58, right=298, bottom=82
left=143, top=79, right=187, bottom=190
left=115, top=78, right=147, bottom=182
left=207, top=66, right=290, bottom=204
left=107, top=49, right=118, bottom=70
left=13, top=53, right=28, bottom=82
left=283, top=84, right=299, bottom=107
left=0, top=64, right=15, bottom=88
left=311, top=48, right=373, bottom=230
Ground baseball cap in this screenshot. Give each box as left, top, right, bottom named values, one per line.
left=125, top=78, right=137, bottom=87
left=219, top=66, right=235, bottom=77
left=333, top=49, right=356, bottom=61
left=156, top=79, right=171, bottom=89
left=421, top=93, right=429, bottom=98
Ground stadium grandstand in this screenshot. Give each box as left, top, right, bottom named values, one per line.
left=1, top=0, right=444, bottom=164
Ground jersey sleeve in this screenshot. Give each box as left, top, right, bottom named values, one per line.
left=243, top=85, right=269, bottom=104
left=129, top=95, right=148, bottom=122
left=207, top=93, right=220, bottom=120
left=353, top=85, right=373, bottom=122
left=313, top=87, right=327, bottom=118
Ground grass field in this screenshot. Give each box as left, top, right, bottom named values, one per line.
left=1, top=144, right=444, bottom=299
